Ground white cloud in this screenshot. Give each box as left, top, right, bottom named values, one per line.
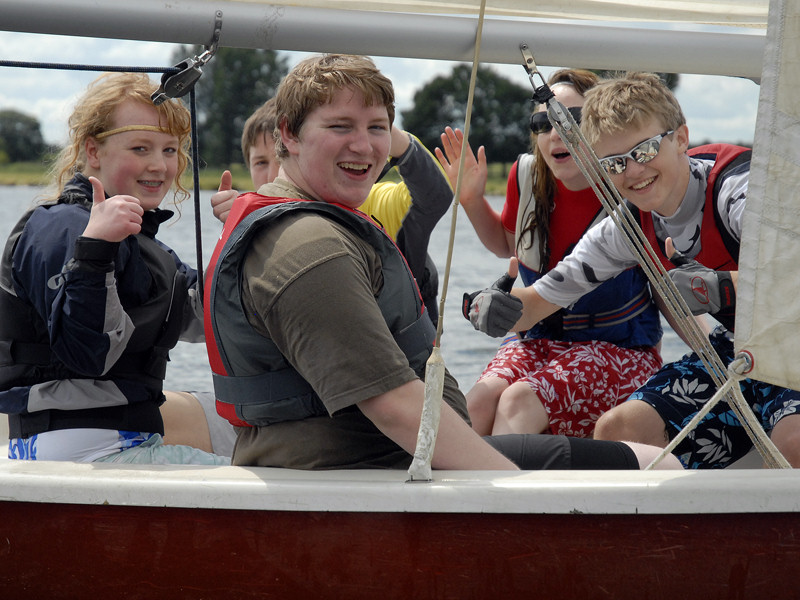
left=674, top=74, right=759, bottom=145
left=0, top=31, right=760, bottom=150
left=0, top=32, right=183, bottom=145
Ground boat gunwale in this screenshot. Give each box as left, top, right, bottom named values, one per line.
left=1, top=460, right=797, bottom=515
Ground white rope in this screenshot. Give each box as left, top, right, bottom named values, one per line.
left=406, top=0, right=487, bottom=482
left=520, top=48, right=789, bottom=469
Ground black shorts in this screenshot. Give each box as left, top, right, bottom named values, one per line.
left=484, top=434, right=639, bottom=470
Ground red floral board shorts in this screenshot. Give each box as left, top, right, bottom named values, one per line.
left=478, top=337, right=662, bottom=437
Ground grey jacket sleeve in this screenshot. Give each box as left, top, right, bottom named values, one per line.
left=393, top=135, right=453, bottom=322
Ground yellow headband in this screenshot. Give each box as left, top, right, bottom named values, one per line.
left=95, top=125, right=171, bottom=140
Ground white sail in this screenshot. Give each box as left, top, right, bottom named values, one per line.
left=735, top=0, right=800, bottom=390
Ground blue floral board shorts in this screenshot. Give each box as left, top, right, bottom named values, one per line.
left=629, top=327, right=800, bottom=469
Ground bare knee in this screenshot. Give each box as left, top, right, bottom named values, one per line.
left=466, top=378, right=508, bottom=435
left=594, top=400, right=668, bottom=447
left=493, top=383, right=549, bottom=435
left=497, top=383, right=538, bottom=414
left=624, top=442, right=684, bottom=470
left=770, top=415, right=800, bottom=468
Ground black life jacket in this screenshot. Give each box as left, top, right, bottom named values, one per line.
left=0, top=181, right=187, bottom=437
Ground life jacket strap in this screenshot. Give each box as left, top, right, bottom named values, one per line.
left=561, top=288, right=650, bottom=331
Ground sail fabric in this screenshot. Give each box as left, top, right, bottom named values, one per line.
left=238, top=0, right=768, bottom=27
left=735, top=0, right=800, bottom=390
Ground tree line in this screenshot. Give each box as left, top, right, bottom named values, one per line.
left=0, top=109, right=49, bottom=163
left=1, top=48, right=683, bottom=169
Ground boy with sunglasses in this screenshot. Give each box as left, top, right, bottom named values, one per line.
left=465, top=71, right=800, bottom=469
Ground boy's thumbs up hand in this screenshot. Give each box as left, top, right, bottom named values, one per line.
left=211, top=170, right=238, bottom=224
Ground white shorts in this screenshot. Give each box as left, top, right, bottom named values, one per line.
left=9, top=428, right=229, bottom=465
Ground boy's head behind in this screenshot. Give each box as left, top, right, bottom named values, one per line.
left=242, top=98, right=280, bottom=188
left=274, top=54, right=395, bottom=159
left=581, top=72, right=686, bottom=147
left=242, top=98, right=277, bottom=166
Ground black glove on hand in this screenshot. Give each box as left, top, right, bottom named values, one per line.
left=462, top=272, right=522, bottom=337
left=669, top=249, right=736, bottom=322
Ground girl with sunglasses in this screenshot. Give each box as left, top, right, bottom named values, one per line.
left=437, top=69, right=662, bottom=438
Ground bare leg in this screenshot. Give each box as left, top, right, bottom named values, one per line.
left=624, top=441, right=684, bottom=469
left=491, top=381, right=549, bottom=435
left=593, top=399, right=669, bottom=447
left=466, top=377, right=508, bottom=435
left=160, top=391, right=214, bottom=453
left=769, top=414, right=800, bottom=467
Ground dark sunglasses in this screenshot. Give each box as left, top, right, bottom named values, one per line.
left=598, top=130, right=675, bottom=175
left=529, top=106, right=582, bottom=135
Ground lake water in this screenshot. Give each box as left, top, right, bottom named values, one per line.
left=0, top=185, right=687, bottom=395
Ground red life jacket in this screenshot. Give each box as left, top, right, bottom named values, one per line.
left=637, top=143, right=750, bottom=271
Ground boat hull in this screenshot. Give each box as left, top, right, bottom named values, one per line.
left=1, top=461, right=799, bottom=599
left=2, top=501, right=798, bottom=598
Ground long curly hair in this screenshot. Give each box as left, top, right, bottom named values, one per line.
left=44, top=72, right=192, bottom=206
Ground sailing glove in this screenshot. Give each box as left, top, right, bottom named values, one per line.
left=462, top=272, right=522, bottom=337
left=669, top=250, right=736, bottom=328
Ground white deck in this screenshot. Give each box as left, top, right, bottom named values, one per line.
left=0, top=457, right=797, bottom=516
left=3, top=411, right=793, bottom=516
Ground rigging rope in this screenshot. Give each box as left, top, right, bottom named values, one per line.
left=406, top=0, right=488, bottom=481
left=0, top=60, right=163, bottom=73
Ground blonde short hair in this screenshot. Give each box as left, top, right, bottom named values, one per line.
left=581, top=72, right=685, bottom=146
left=274, top=54, right=395, bottom=159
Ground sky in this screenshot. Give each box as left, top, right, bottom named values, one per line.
left=0, top=29, right=761, bottom=149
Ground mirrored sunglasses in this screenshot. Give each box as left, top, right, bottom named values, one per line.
left=598, top=130, right=675, bottom=175
left=529, top=106, right=582, bottom=135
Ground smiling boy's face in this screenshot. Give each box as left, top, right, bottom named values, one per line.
left=593, top=119, right=690, bottom=217
left=279, top=86, right=391, bottom=209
